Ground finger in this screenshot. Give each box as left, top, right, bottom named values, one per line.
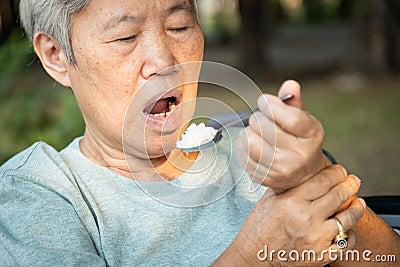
left=290, top=165, right=348, bottom=201
left=243, top=156, right=273, bottom=186
left=257, top=94, right=323, bottom=138
left=277, top=80, right=305, bottom=110
left=248, top=111, right=276, bottom=146
left=240, top=126, right=274, bottom=164
left=326, top=198, right=366, bottom=248
left=234, top=129, right=268, bottom=175
left=248, top=112, right=273, bottom=144
left=249, top=110, right=303, bottom=150
left=234, top=128, right=278, bottom=188
left=242, top=127, right=275, bottom=173
left=327, top=197, right=366, bottom=234
left=234, top=128, right=250, bottom=166
left=315, top=175, right=362, bottom=218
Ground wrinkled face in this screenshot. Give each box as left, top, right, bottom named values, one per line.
left=68, top=0, right=204, bottom=158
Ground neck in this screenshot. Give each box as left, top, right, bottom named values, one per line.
left=79, top=129, right=198, bottom=181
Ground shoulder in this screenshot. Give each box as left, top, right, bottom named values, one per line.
left=0, top=141, right=79, bottom=193
left=0, top=142, right=105, bottom=265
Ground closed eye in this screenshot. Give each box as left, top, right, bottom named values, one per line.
left=170, top=27, right=189, bottom=33
left=116, top=35, right=138, bottom=43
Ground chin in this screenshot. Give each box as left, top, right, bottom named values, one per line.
left=145, top=131, right=179, bottom=157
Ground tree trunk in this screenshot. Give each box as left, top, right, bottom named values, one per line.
left=367, top=0, right=389, bottom=74
left=386, top=0, right=400, bottom=71
left=346, top=0, right=393, bottom=75
left=0, top=0, right=15, bottom=44
left=238, top=0, right=265, bottom=73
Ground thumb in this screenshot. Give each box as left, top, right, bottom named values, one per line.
left=278, top=80, right=305, bottom=110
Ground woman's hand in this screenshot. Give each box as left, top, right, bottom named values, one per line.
left=214, top=165, right=367, bottom=266
left=235, top=80, right=329, bottom=193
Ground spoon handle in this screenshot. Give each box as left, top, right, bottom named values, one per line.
left=215, top=109, right=257, bottom=131
left=216, top=94, right=294, bottom=131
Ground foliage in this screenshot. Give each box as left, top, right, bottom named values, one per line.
left=0, top=29, right=33, bottom=93
left=209, top=11, right=240, bottom=42
left=0, top=29, right=84, bottom=164
left=300, top=77, right=400, bottom=196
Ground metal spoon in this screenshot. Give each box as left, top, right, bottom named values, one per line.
left=178, top=94, right=338, bottom=165
left=178, top=94, right=294, bottom=153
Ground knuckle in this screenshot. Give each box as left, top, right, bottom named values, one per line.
left=314, top=122, right=325, bottom=143
left=248, top=142, right=262, bottom=162
left=281, top=196, right=299, bottom=211
left=245, top=162, right=257, bottom=177
left=262, top=176, right=280, bottom=189
left=296, top=150, right=308, bottom=167
left=316, top=172, right=332, bottom=188
left=249, top=114, right=262, bottom=132
left=344, top=212, right=356, bottom=230
left=272, top=155, right=295, bottom=180
left=303, top=235, right=320, bottom=249
left=307, top=117, right=325, bottom=139
left=248, top=114, right=256, bottom=126
left=329, top=164, right=346, bottom=179
left=332, top=187, right=347, bottom=203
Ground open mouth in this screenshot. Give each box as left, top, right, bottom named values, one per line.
left=144, top=96, right=178, bottom=118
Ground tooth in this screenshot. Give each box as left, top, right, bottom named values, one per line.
left=166, top=112, right=171, bottom=116
left=160, top=112, right=165, bottom=117
left=154, top=113, right=160, bottom=117
left=170, top=104, right=176, bottom=110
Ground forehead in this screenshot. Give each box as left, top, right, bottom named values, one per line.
left=80, top=0, right=195, bottom=19
left=71, top=0, right=197, bottom=33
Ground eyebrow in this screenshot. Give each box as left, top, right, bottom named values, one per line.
left=102, top=3, right=195, bottom=31
left=103, top=14, right=144, bottom=31
left=166, top=3, right=196, bottom=16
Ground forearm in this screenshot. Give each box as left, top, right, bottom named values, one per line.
left=212, top=234, right=273, bottom=267
left=332, top=208, right=400, bottom=267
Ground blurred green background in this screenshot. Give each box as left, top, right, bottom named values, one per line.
left=1, top=0, right=399, bottom=196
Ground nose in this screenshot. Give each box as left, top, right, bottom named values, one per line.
left=140, top=34, right=177, bottom=79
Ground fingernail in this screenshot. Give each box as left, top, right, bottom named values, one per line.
left=353, top=175, right=361, bottom=186
left=359, top=198, right=367, bottom=210
left=257, top=95, right=268, bottom=110
left=281, top=94, right=294, bottom=102
left=340, top=166, right=347, bottom=177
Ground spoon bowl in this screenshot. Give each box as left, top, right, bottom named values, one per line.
left=178, top=95, right=294, bottom=153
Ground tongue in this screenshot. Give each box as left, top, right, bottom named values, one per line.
left=150, top=99, right=169, bottom=114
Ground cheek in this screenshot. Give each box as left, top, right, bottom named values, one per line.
left=68, top=56, right=138, bottom=142
left=72, top=47, right=141, bottom=102
left=176, top=31, right=204, bottom=62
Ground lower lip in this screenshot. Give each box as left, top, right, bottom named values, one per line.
left=143, top=105, right=181, bottom=133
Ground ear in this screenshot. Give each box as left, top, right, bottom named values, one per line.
left=33, top=33, right=72, bottom=87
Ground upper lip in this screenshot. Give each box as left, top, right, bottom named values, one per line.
left=143, top=88, right=182, bottom=114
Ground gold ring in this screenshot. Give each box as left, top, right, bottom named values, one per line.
left=333, top=217, right=348, bottom=243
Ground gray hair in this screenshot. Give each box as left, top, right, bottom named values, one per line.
left=19, top=0, right=90, bottom=64
left=19, top=0, right=197, bottom=65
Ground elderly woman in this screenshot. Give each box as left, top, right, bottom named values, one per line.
left=0, top=0, right=398, bottom=266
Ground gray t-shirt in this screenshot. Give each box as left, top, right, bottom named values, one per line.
left=0, top=129, right=266, bottom=266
